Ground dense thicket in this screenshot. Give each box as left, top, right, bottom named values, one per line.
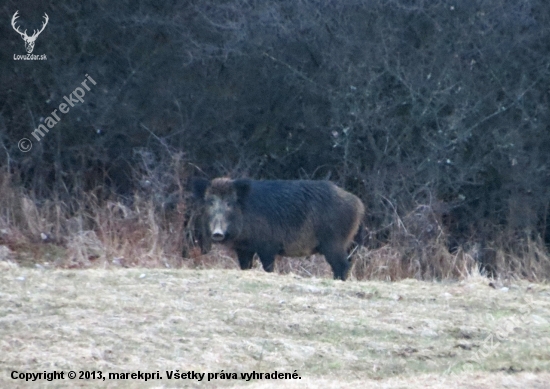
left=2, top=0, right=550, bottom=269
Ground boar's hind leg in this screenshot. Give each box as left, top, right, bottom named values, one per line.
left=320, top=243, right=351, bottom=281
left=235, top=249, right=255, bottom=270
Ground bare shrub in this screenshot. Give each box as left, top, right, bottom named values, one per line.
left=486, top=235, right=550, bottom=282
left=65, top=230, right=106, bottom=268
left=352, top=203, right=478, bottom=281
left=0, top=160, right=190, bottom=269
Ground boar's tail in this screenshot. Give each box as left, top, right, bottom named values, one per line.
left=354, top=221, right=367, bottom=247
left=347, top=221, right=367, bottom=259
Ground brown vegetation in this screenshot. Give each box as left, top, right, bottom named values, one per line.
left=1, top=171, right=549, bottom=282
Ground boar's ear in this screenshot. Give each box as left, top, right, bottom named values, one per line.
left=233, top=179, right=251, bottom=203
left=190, top=178, right=210, bottom=200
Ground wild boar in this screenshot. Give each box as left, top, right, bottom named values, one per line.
left=192, top=178, right=365, bottom=280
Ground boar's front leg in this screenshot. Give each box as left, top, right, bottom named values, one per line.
left=235, top=249, right=255, bottom=270
left=256, top=247, right=277, bottom=273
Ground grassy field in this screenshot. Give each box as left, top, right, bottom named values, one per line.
left=1, top=261, right=549, bottom=388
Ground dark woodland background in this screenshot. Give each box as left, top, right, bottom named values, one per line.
left=1, top=0, right=550, bottom=279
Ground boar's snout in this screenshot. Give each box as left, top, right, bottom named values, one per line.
left=211, top=230, right=225, bottom=241
left=209, top=213, right=229, bottom=241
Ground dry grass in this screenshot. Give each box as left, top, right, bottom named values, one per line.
left=0, top=181, right=187, bottom=270
left=1, top=170, right=550, bottom=282
left=1, top=262, right=549, bottom=388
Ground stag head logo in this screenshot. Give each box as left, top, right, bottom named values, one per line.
left=11, top=11, right=49, bottom=54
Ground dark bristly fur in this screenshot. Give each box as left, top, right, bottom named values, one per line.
left=192, top=177, right=365, bottom=280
